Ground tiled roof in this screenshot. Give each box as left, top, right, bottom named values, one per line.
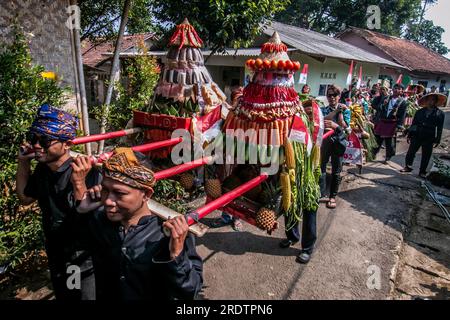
left=264, top=22, right=404, bottom=68
left=337, top=27, right=450, bottom=75
left=82, top=33, right=155, bottom=68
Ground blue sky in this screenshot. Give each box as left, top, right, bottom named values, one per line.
left=425, top=0, right=450, bottom=58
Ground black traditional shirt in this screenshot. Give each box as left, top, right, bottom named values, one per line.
left=24, top=158, right=101, bottom=270
left=409, top=107, right=445, bottom=143
left=86, top=211, right=203, bottom=300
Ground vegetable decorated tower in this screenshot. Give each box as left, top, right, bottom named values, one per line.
left=152, top=18, right=227, bottom=117
left=210, top=32, right=319, bottom=233
left=222, top=31, right=301, bottom=147
left=138, top=18, right=228, bottom=159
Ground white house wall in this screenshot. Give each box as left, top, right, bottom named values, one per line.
left=201, top=52, right=381, bottom=98
left=290, top=53, right=379, bottom=96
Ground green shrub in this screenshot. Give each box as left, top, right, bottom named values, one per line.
left=92, top=38, right=160, bottom=131
left=0, top=23, right=68, bottom=272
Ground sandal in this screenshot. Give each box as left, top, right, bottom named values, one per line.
left=326, top=198, right=337, bottom=209
left=319, top=196, right=329, bottom=203
left=232, top=219, right=243, bottom=232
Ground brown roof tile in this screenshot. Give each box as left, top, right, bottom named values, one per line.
left=339, top=27, right=450, bottom=75
left=82, top=33, right=155, bottom=68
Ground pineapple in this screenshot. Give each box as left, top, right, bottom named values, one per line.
left=179, top=172, right=194, bottom=190
left=205, top=178, right=222, bottom=199
left=255, top=207, right=276, bottom=231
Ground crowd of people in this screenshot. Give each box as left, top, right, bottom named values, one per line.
left=15, top=78, right=447, bottom=300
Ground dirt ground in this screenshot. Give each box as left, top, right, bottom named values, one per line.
left=2, top=109, right=450, bottom=300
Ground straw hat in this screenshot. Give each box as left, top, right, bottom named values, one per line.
left=418, top=93, right=447, bottom=108
left=405, top=84, right=425, bottom=95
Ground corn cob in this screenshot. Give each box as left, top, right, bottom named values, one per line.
left=280, top=172, right=292, bottom=212
left=284, top=138, right=296, bottom=170
left=289, top=168, right=296, bottom=184
left=311, top=144, right=321, bottom=170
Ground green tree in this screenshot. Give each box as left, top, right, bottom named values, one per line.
left=79, top=0, right=158, bottom=42
left=418, top=0, right=438, bottom=25
left=92, top=39, right=160, bottom=131
left=151, top=0, right=290, bottom=54
left=275, top=0, right=448, bottom=55
left=405, top=19, right=449, bottom=55
left=275, top=0, right=422, bottom=36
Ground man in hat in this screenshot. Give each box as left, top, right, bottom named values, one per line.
left=16, top=104, right=101, bottom=300
left=401, top=93, right=446, bottom=178
left=371, top=83, right=408, bottom=162
left=76, top=148, right=203, bottom=300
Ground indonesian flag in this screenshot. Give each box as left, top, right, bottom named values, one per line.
left=346, top=60, right=354, bottom=86
left=298, top=64, right=308, bottom=84
left=312, top=101, right=325, bottom=147
left=396, top=74, right=403, bottom=85
left=192, top=106, right=223, bottom=145
left=343, top=132, right=363, bottom=165
left=288, top=113, right=312, bottom=155
left=356, top=66, right=362, bottom=89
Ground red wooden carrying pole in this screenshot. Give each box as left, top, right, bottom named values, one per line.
left=322, top=129, right=335, bottom=140
left=22, top=127, right=144, bottom=154
left=186, top=173, right=269, bottom=225
left=72, top=127, right=143, bottom=145
left=153, top=156, right=215, bottom=181
left=91, top=138, right=183, bottom=165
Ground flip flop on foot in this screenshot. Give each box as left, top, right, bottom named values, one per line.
left=326, top=198, right=337, bottom=209
left=319, top=196, right=329, bottom=203
left=232, top=219, right=243, bottom=232
left=400, top=166, right=413, bottom=173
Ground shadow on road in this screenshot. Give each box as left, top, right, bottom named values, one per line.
left=196, top=225, right=299, bottom=257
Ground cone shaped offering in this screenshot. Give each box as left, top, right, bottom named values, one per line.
left=223, top=32, right=302, bottom=146
left=153, top=18, right=227, bottom=117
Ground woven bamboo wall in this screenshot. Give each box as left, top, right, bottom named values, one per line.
left=0, top=0, right=77, bottom=92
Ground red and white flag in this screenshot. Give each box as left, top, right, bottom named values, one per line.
left=356, top=65, right=362, bottom=89
left=289, top=114, right=312, bottom=155
left=311, top=101, right=324, bottom=147
left=346, top=60, right=354, bottom=86
left=343, top=132, right=363, bottom=165
left=192, top=106, right=223, bottom=145
left=298, top=64, right=308, bottom=84
left=396, top=74, right=403, bottom=85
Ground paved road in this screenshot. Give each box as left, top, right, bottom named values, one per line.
left=196, top=109, right=450, bottom=300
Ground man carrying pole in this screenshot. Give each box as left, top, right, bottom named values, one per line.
left=16, top=104, right=101, bottom=300
left=75, top=147, right=203, bottom=300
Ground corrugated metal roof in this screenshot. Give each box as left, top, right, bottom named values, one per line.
left=202, top=48, right=261, bottom=56
left=264, top=22, right=405, bottom=69
left=113, top=48, right=275, bottom=57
